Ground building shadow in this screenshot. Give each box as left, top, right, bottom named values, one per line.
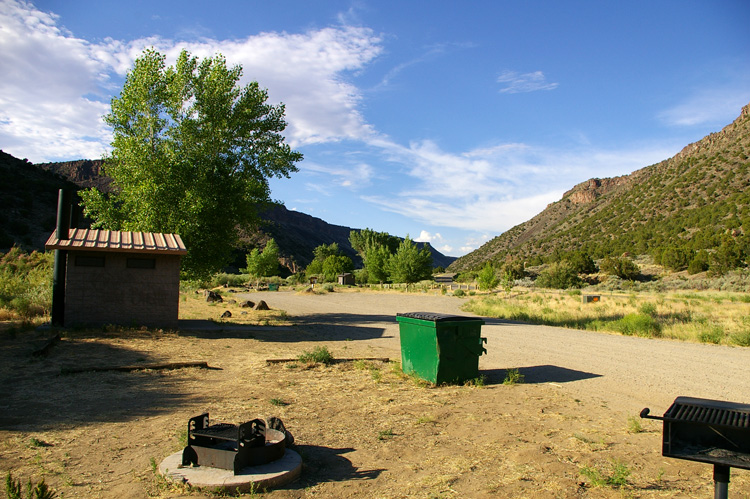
left=482, top=364, right=602, bottom=385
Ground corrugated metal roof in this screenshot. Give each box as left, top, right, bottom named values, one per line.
left=45, top=229, right=187, bottom=255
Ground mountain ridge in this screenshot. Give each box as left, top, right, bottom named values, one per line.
left=449, top=102, right=750, bottom=272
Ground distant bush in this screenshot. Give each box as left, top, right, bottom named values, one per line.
left=535, top=261, right=582, bottom=289
left=607, top=313, right=662, bottom=338
left=567, top=251, right=596, bottom=274
left=600, top=256, right=640, bottom=280
left=453, top=289, right=466, bottom=297
left=211, top=273, right=250, bottom=287
left=688, top=250, right=710, bottom=274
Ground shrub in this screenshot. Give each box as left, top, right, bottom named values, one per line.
left=453, top=289, right=466, bottom=297
left=298, top=346, right=334, bottom=364
left=535, top=261, right=582, bottom=289
left=609, top=313, right=662, bottom=337
left=688, top=250, right=710, bottom=274
left=600, top=256, right=640, bottom=280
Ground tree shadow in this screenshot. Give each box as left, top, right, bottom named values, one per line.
left=282, top=445, right=384, bottom=489
left=179, top=313, right=394, bottom=343
left=0, top=329, right=202, bottom=430
left=482, top=365, right=602, bottom=385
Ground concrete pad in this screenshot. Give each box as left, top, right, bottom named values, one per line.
left=159, top=449, right=302, bottom=492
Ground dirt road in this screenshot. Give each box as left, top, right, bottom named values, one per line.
left=250, top=288, right=750, bottom=416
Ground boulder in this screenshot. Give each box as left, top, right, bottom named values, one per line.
left=254, top=300, right=270, bottom=311
left=220, top=310, right=232, bottom=318
left=240, top=300, right=255, bottom=308
left=205, top=290, right=223, bottom=303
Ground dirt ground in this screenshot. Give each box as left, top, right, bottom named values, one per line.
left=1, top=288, right=749, bottom=498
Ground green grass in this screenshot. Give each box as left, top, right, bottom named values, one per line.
left=269, top=398, right=289, bottom=406
left=579, top=460, right=631, bottom=488
left=377, top=429, right=395, bottom=440
left=502, top=368, right=524, bottom=385
left=297, top=346, right=334, bottom=365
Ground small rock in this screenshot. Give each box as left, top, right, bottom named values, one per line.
left=228, top=299, right=237, bottom=305
left=240, top=300, right=255, bottom=308
left=254, top=300, right=270, bottom=311
left=205, top=290, right=223, bottom=303
left=240, top=311, right=248, bottom=316
left=220, top=310, right=232, bottom=318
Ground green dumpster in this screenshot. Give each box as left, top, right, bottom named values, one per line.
left=268, top=283, right=279, bottom=291
left=396, top=312, right=486, bottom=384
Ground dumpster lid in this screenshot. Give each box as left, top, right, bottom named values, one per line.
left=397, top=312, right=480, bottom=322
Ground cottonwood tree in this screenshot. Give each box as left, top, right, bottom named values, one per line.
left=387, top=236, right=433, bottom=285
left=244, top=238, right=280, bottom=278
left=81, top=49, right=302, bottom=278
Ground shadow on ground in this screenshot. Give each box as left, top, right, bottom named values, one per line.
left=0, top=329, right=203, bottom=430
left=282, top=445, right=384, bottom=489
left=179, top=313, right=393, bottom=343
left=482, top=364, right=602, bottom=385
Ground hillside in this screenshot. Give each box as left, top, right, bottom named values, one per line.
left=449, top=102, right=750, bottom=272
left=0, top=150, right=79, bottom=250
left=4, top=154, right=455, bottom=272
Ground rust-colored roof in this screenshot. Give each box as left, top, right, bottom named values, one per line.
left=45, top=229, right=187, bottom=255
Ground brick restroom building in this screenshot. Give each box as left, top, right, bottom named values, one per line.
left=45, top=228, right=187, bottom=328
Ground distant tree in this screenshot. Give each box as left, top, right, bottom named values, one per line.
left=600, top=256, right=640, bottom=280
left=567, top=251, right=596, bottom=274
left=535, top=261, right=583, bottom=289
left=688, top=250, right=710, bottom=275
left=305, top=243, right=353, bottom=282
left=477, top=262, right=499, bottom=291
left=660, top=246, right=693, bottom=272
left=244, top=238, right=280, bottom=278
left=502, top=259, right=526, bottom=280
left=349, top=229, right=400, bottom=284
left=709, top=236, right=745, bottom=275
left=387, top=236, right=433, bottom=284
left=81, top=49, right=302, bottom=278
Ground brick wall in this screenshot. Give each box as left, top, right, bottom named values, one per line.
left=64, top=251, right=181, bottom=328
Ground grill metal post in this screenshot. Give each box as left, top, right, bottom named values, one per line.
left=714, top=465, right=729, bottom=499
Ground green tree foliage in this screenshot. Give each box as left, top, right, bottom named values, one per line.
left=688, top=250, right=710, bottom=274
left=600, top=256, right=641, bottom=280
left=243, top=238, right=279, bottom=278
left=709, top=236, right=745, bottom=275
left=349, top=229, right=400, bottom=284
left=659, top=245, right=693, bottom=272
left=502, top=258, right=526, bottom=280
left=386, top=236, right=433, bottom=284
left=80, top=49, right=302, bottom=278
left=306, top=243, right=353, bottom=282
left=567, top=250, right=596, bottom=274
left=477, top=262, right=499, bottom=291
left=535, top=261, right=583, bottom=289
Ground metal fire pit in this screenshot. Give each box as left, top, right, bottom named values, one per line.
left=182, top=414, right=287, bottom=474
left=641, top=396, right=750, bottom=498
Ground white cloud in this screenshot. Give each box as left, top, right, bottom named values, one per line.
left=657, top=87, right=750, bottom=127
left=363, top=137, right=677, bottom=234
left=300, top=161, right=375, bottom=189
left=497, top=70, right=558, bottom=94
left=0, top=0, right=383, bottom=161
left=414, top=230, right=443, bottom=243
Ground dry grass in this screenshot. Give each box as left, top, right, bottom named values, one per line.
left=464, top=289, right=750, bottom=345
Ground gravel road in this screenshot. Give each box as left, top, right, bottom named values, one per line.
left=248, top=289, right=750, bottom=416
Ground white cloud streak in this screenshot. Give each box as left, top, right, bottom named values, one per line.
left=497, top=70, right=558, bottom=94
left=363, top=137, right=677, bottom=233
left=657, top=87, right=750, bottom=127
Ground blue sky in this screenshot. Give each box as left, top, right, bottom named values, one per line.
left=2, top=1, right=749, bottom=256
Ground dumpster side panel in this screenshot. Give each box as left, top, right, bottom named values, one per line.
left=435, top=321, right=484, bottom=384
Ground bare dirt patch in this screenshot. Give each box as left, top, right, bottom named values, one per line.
left=1, top=288, right=747, bottom=498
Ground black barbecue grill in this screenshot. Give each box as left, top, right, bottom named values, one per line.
left=182, top=413, right=287, bottom=474
left=642, top=396, right=750, bottom=498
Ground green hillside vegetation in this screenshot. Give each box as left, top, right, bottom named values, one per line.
left=449, top=103, right=750, bottom=277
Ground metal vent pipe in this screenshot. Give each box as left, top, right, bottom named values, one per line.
left=51, top=189, right=72, bottom=326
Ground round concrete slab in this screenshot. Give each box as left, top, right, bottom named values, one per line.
left=159, top=450, right=302, bottom=492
